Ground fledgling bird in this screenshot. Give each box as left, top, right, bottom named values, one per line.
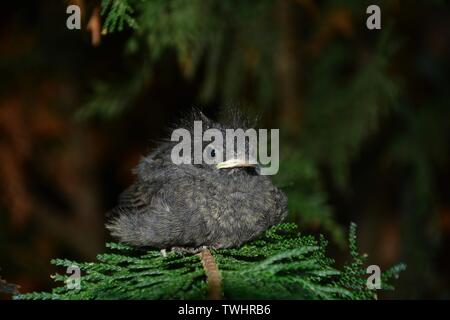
left=106, top=111, right=288, bottom=250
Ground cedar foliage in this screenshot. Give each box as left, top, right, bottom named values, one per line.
left=16, top=223, right=405, bottom=300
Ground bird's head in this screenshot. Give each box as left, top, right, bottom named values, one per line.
left=167, top=109, right=261, bottom=176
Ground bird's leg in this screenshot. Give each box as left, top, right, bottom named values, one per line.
left=170, top=245, right=208, bottom=255
left=211, top=243, right=225, bottom=250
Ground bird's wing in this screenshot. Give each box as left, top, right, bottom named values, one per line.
left=106, top=174, right=212, bottom=247
left=108, top=180, right=159, bottom=218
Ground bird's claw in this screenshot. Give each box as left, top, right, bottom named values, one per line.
left=170, top=245, right=209, bottom=255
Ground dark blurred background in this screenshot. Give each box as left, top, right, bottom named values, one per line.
left=0, top=0, right=449, bottom=299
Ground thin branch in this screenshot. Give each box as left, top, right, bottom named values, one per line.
left=197, top=249, right=222, bottom=300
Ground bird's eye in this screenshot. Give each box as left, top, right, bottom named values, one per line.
left=210, top=149, right=216, bottom=158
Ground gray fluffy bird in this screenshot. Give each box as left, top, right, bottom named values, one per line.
left=107, top=111, right=288, bottom=250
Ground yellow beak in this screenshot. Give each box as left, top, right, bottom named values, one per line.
left=216, top=158, right=258, bottom=169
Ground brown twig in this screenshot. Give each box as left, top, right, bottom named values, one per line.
left=197, top=249, right=222, bottom=300
left=87, top=6, right=102, bottom=46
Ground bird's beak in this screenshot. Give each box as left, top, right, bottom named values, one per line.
left=216, top=158, right=258, bottom=169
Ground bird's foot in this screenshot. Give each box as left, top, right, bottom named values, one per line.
left=170, top=245, right=209, bottom=255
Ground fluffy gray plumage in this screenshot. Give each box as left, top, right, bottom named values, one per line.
left=106, top=111, right=288, bottom=249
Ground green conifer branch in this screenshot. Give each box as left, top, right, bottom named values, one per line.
left=101, top=0, right=138, bottom=32
left=14, top=223, right=405, bottom=300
